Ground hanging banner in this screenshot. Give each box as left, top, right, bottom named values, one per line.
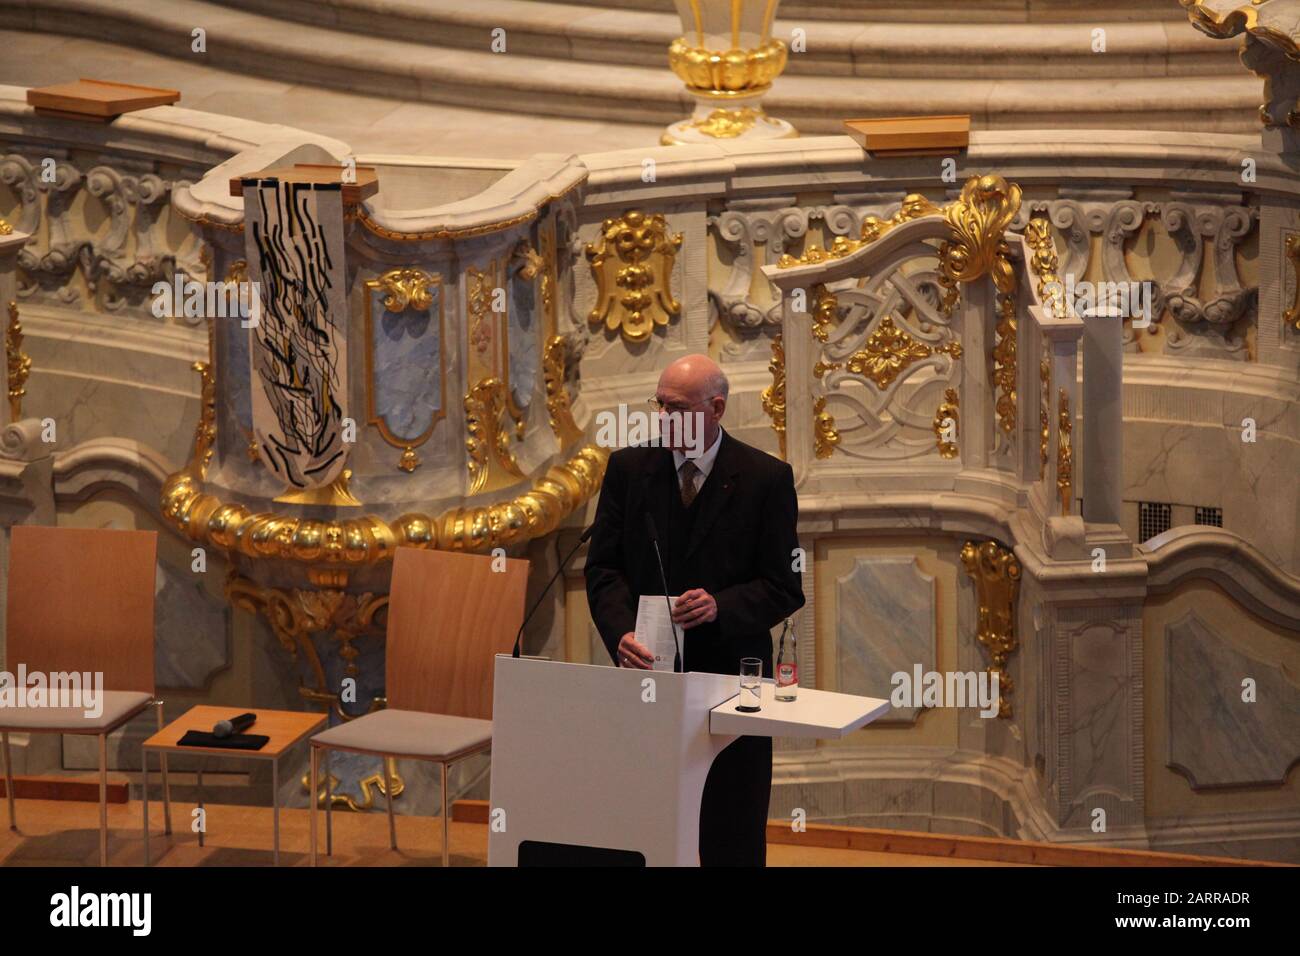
left=241, top=175, right=349, bottom=490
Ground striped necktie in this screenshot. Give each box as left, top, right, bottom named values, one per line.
left=678, top=460, right=700, bottom=507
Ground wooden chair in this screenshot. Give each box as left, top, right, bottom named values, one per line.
left=1, top=525, right=170, bottom=866
left=309, top=547, right=528, bottom=867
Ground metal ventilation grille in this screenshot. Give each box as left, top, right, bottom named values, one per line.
left=1139, top=501, right=1172, bottom=542
left=1195, top=506, right=1223, bottom=528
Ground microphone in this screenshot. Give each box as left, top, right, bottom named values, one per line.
left=642, top=512, right=682, bottom=673
left=511, top=524, right=596, bottom=658
left=213, top=712, right=257, bottom=738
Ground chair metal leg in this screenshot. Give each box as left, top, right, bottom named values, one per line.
left=309, top=746, right=319, bottom=867
left=385, top=757, right=397, bottom=851
left=98, top=733, right=109, bottom=867
left=154, top=700, right=171, bottom=835
left=2, top=731, right=15, bottom=830
left=441, top=761, right=449, bottom=868
left=324, top=748, right=333, bottom=857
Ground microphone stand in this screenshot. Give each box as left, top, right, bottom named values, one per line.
left=511, top=524, right=595, bottom=658
left=643, top=512, right=682, bottom=673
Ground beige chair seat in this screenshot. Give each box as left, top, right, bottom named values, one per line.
left=313, top=708, right=492, bottom=760
left=0, top=690, right=153, bottom=731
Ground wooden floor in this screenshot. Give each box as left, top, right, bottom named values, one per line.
left=5, top=795, right=1279, bottom=867
left=0, top=797, right=1030, bottom=867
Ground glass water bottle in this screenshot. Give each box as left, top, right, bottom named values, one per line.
left=775, top=619, right=798, bottom=702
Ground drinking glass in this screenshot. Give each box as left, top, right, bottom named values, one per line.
left=737, top=657, right=762, bottom=712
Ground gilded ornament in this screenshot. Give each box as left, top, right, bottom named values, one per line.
left=930, top=176, right=1021, bottom=433
left=933, top=387, right=960, bottom=459
left=936, top=174, right=1022, bottom=316
left=398, top=447, right=421, bottom=473
left=188, top=360, right=216, bottom=479
left=690, top=107, right=764, bottom=138
left=160, top=359, right=607, bottom=564
left=1039, top=354, right=1051, bottom=479
left=227, top=573, right=387, bottom=676
left=512, top=240, right=545, bottom=282
left=1181, top=0, right=1281, bottom=43
left=275, top=469, right=364, bottom=507
left=760, top=332, right=786, bottom=458
left=539, top=222, right=559, bottom=333
left=308, top=758, right=405, bottom=814
left=1023, top=218, right=1067, bottom=318
left=543, top=335, right=583, bottom=446
left=373, top=267, right=435, bottom=313
left=667, top=37, right=788, bottom=94
left=859, top=194, right=941, bottom=244
left=775, top=195, right=942, bottom=271
left=467, top=266, right=496, bottom=361
left=809, top=284, right=837, bottom=341
left=1181, top=2, right=1300, bottom=127
left=226, top=570, right=389, bottom=715
left=465, top=376, right=524, bottom=495
left=959, top=539, right=1021, bottom=719
left=845, top=315, right=962, bottom=390
left=992, top=284, right=1018, bottom=435
left=585, top=210, right=683, bottom=342
left=1285, top=233, right=1300, bottom=331
left=159, top=445, right=607, bottom=567
left=6, top=301, right=32, bottom=421
left=771, top=179, right=1024, bottom=461
left=813, top=395, right=839, bottom=459
left=1057, top=388, right=1073, bottom=515
left=777, top=235, right=863, bottom=269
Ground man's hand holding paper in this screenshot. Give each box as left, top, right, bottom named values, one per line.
left=671, top=588, right=717, bottom=628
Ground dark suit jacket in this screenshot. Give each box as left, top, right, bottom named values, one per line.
left=584, top=429, right=805, bottom=675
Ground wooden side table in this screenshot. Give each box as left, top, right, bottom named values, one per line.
left=142, top=706, right=326, bottom=866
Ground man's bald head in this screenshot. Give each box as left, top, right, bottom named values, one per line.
left=658, top=354, right=729, bottom=404
left=655, top=354, right=728, bottom=452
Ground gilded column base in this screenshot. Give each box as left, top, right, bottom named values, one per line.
left=662, top=91, right=797, bottom=146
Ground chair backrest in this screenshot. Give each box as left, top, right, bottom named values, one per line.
left=385, top=547, right=529, bottom=720
left=6, top=525, right=158, bottom=695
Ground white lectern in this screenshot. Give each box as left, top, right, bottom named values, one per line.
left=487, top=655, right=890, bottom=866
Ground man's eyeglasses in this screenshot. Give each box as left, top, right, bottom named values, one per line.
left=647, top=396, right=713, bottom=415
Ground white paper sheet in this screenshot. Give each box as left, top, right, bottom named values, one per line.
left=635, top=594, right=682, bottom=672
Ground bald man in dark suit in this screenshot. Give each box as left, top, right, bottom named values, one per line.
left=585, top=354, right=805, bottom=866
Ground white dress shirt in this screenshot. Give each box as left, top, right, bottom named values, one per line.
left=672, top=428, right=723, bottom=498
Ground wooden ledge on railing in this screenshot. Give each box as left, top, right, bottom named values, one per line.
left=845, top=115, right=970, bottom=157
left=27, top=78, right=180, bottom=122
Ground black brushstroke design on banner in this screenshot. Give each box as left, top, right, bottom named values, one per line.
left=250, top=181, right=345, bottom=488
